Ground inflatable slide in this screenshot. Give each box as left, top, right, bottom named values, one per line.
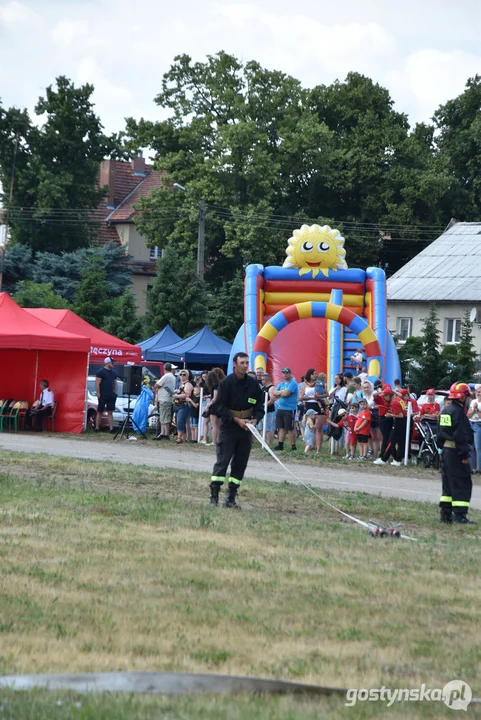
left=229, top=224, right=401, bottom=386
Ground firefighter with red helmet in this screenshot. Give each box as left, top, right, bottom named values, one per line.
left=437, top=382, right=476, bottom=524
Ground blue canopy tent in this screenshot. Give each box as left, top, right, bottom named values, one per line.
left=146, top=326, right=232, bottom=366
left=137, top=325, right=182, bottom=359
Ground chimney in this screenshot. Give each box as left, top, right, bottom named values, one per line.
left=131, top=152, right=146, bottom=176
left=99, top=160, right=116, bottom=208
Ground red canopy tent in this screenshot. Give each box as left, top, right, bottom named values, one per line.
left=24, top=309, right=142, bottom=362
left=0, top=294, right=90, bottom=433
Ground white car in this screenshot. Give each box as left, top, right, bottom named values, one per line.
left=86, top=377, right=154, bottom=430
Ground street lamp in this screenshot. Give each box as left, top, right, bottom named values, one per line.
left=173, top=183, right=205, bottom=280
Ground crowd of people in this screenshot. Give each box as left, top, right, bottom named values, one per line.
left=253, top=367, right=444, bottom=466
left=149, top=363, right=451, bottom=466
left=151, top=363, right=226, bottom=445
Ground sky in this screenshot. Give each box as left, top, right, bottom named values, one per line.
left=0, top=0, right=480, bottom=134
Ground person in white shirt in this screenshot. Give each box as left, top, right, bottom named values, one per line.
left=358, top=366, right=368, bottom=382
left=328, top=374, right=347, bottom=403
left=24, top=379, right=54, bottom=432
left=467, top=385, right=481, bottom=473
left=153, top=362, right=176, bottom=440
left=350, top=351, right=363, bottom=373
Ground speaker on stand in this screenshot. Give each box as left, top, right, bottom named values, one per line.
left=115, top=365, right=145, bottom=440
left=123, top=365, right=143, bottom=395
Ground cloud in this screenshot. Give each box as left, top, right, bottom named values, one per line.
left=0, top=0, right=40, bottom=25
left=387, top=48, right=481, bottom=123
left=76, top=57, right=133, bottom=106
left=0, top=0, right=479, bottom=135
left=52, top=18, right=88, bottom=46
left=212, top=3, right=396, bottom=83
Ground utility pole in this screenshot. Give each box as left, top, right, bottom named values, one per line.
left=0, top=131, right=19, bottom=293
left=196, top=200, right=206, bottom=280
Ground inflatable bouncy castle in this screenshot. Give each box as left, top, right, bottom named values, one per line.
left=229, top=224, right=401, bottom=386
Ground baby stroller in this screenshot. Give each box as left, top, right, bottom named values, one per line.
left=414, top=417, right=440, bottom=469
left=327, top=398, right=347, bottom=453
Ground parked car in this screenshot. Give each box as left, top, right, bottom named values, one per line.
left=86, top=376, right=155, bottom=430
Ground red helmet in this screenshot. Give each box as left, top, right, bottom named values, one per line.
left=426, top=388, right=435, bottom=395
left=382, top=384, right=393, bottom=394
left=448, top=382, right=471, bottom=400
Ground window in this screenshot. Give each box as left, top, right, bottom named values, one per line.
left=149, top=246, right=159, bottom=260
left=446, top=318, right=461, bottom=344
left=397, top=317, right=412, bottom=342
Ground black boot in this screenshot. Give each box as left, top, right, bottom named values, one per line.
left=440, top=509, right=453, bottom=524
left=224, top=482, right=241, bottom=510
left=209, top=481, right=222, bottom=507
left=453, top=513, right=477, bottom=525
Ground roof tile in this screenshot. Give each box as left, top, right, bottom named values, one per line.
left=387, top=222, right=481, bottom=302
left=94, top=160, right=164, bottom=247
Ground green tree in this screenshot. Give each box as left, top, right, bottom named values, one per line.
left=124, top=56, right=450, bottom=282
left=14, top=280, right=70, bottom=309
left=441, top=343, right=459, bottom=363
left=434, top=75, right=481, bottom=220
left=145, top=245, right=208, bottom=337
left=397, top=335, right=423, bottom=382
left=124, top=52, right=336, bottom=280
left=74, top=252, right=110, bottom=327
left=2, top=243, right=34, bottom=292
left=414, top=305, right=448, bottom=389
left=0, top=76, right=119, bottom=253
left=2, top=241, right=132, bottom=302
left=208, top=272, right=244, bottom=342
left=103, top=287, right=143, bottom=344
left=31, top=242, right=132, bottom=301
left=309, top=73, right=449, bottom=272
left=455, top=311, right=478, bottom=381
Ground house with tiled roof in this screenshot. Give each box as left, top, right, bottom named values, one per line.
left=387, top=221, right=481, bottom=354
left=97, top=156, right=164, bottom=313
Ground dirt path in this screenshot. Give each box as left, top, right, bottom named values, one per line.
left=1, top=433, right=481, bottom=511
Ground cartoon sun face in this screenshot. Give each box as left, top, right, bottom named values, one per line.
left=283, top=224, right=347, bottom=277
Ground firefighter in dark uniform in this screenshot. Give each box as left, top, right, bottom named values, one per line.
left=437, top=382, right=476, bottom=524
left=209, top=352, right=264, bottom=509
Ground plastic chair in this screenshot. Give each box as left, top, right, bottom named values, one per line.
left=0, top=399, right=15, bottom=432
left=12, top=401, right=29, bottom=432
left=45, top=402, right=58, bottom=432
left=3, top=401, right=20, bottom=432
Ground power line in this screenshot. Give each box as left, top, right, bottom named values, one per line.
left=204, top=203, right=445, bottom=232
left=3, top=205, right=445, bottom=241
left=3, top=203, right=446, bottom=232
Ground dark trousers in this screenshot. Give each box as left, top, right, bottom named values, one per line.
left=24, top=405, right=52, bottom=430
left=382, top=417, right=406, bottom=462
left=441, top=448, right=472, bottom=515
left=211, top=422, right=253, bottom=484
left=379, top=416, right=393, bottom=457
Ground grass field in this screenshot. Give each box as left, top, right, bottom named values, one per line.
left=0, top=451, right=480, bottom=718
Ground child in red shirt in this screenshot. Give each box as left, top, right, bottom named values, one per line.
left=420, top=389, right=440, bottom=420
left=354, top=398, right=372, bottom=460
left=345, top=402, right=359, bottom=459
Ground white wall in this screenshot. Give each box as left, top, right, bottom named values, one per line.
left=388, top=301, right=481, bottom=352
